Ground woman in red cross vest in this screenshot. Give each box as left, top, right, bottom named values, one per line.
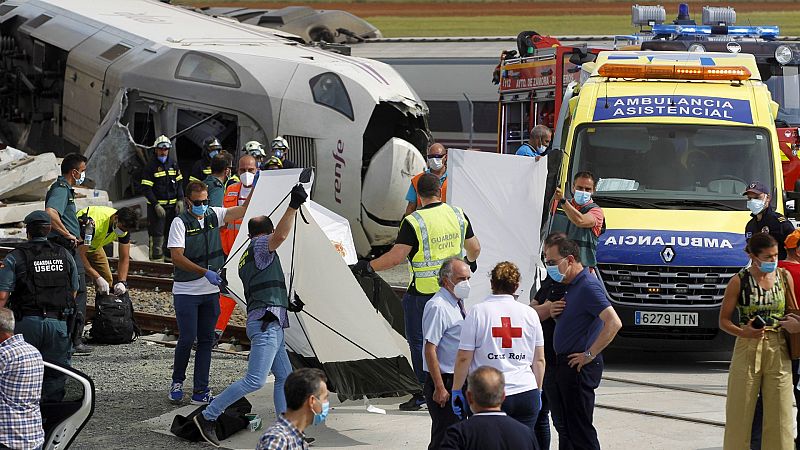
left=450, top=261, right=546, bottom=434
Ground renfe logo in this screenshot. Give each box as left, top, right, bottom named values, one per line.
left=333, top=139, right=345, bottom=204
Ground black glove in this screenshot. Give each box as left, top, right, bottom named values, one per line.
left=288, top=293, right=305, bottom=313
left=464, top=257, right=477, bottom=273
left=289, top=184, right=308, bottom=210
left=354, top=259, right=374, bottom=275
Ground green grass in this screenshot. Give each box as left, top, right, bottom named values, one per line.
left=367, top=11, right=800, bottom=37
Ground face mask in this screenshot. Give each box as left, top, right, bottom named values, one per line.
left=114, top=227, right=126, bottom=237
left=747, top=198, right=766, bottom=215
left=537, top=145, right=548, bottom=155
left=574, top=190, right=592, bottom=205
left=75, top=171, right=85, bottom=185
left=546, top=263, right=565, bottom=283
left=428, top=157, right=444, bottom=171
left=208, top=150, right=219, bottom=159
left=191, top=204, right=208, bottom=216
left=452, top=280, right=471, bottom=299
left=157, top=155, right=168, bottom=164
left=757, top=258, right=777, bottom=274
left=240, top=171, right=255, bottom=187
left=312, top=398, right=330, bottom=426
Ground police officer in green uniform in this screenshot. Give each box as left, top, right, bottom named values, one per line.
left=141, top=135, right=185, bottom=262
left=744, top=181, right=795, bottom=260
left=44, top=153, right=91, bottom=354
left=203, top=152, right=233, bottom=208
left=0, top=211, right=79, bottom=401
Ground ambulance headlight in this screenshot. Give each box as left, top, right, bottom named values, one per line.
left=775, top=45, right=793, bottom=65
left=688, top=43, right=706, bottom=53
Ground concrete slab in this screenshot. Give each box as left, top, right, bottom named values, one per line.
left=0, top=194, right=113, bottom=226
left=0, top=153, right=61, bottom=201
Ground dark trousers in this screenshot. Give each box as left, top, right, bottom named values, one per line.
left=172, top=293, right=220, bottom=392
left=535, top=389, right=552, bottom=450
left=402, top=292, right=433, bottom=386
left=71, top=248, right=87, bottom=347
left=424, top=372, right=463, bottom=450
left=147, top=203, right=176, bottom=259
left=502, top=388, right=542, bottom=436
left=16, top=316, right=70, bottom=401
left=554, top=354, right=603, bottom=450
left=543, top=373, right=572, bottom=450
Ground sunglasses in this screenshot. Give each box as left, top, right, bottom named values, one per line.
left=190, top=199, right=209, bottom=206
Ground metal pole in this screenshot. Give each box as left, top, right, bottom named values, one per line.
left=463, top=93, right=474, bottom=149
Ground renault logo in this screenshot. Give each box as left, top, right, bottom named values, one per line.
left=661, top=246, right=675, bottom=263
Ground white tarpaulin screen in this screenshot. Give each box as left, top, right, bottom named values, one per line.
left=223, top=169, right=416, bottom=399
left=447, top=150, right=547, bottom=308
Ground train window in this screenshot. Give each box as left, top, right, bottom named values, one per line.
left=175, top=52, right=241, bottom=88
left=309, top=72, right=354, bottom=121
left=0, top=5, right=18, bottom=16
left=426, top=101, right=462, bottom=132
left=27, top=14, right=52, bottom=28
left=473, top=102, right=498, bottom=134
left=99, top=43, right=131, bottom=62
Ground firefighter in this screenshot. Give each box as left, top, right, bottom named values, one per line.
left=270, top=136, right=297, bottom=169
left=0, top=211, right=79, bottom=401
left=245, top=140, right=268, bottom=170
left=405, top=143, right=448, bottom=217
left=265, top=155, right=283, bottom=170
left=77, top=206, right=139, bottom=296
left=189, top=136, right=223, bottom=184
left=141, top=135, right=184, bottom=262
left=203, top=152, right=233, bottom=208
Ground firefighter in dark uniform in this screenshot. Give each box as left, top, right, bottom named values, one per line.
left=190, top=136, right=222, bottom=184
left=0, top=211, right=79, bottom=401
left=744, top=181, right=795, bottom=259
left=141, top=135, right=185, bottom=262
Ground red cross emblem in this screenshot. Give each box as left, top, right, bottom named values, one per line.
left=492, top=317, right=522, bottom=349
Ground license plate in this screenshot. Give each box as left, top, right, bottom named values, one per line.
left=634, top=311, right=698, bottom=327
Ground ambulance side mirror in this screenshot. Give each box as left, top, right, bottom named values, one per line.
left=770, top=100, right=780, bottom=121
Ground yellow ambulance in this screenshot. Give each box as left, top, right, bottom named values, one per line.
left=557, top=51, right=783, bottom=350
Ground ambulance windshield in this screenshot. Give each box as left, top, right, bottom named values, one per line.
left=765, top=66, right=800, bottom=126
left=570, top=124, right=773, bottom=210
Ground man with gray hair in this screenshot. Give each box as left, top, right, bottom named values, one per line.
left=422, top=257, right=471, bottom=449
left=0, top=307, right=45, bottom=450
left=516, top=124, right=552, bottom=159
left=440, top=366, right=536, bottom=450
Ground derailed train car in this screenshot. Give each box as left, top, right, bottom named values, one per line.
left=0, top=0, right=430, bottom=254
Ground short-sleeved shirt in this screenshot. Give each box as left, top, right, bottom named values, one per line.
left=422, top=287, right=465, bottom=374
left=167, top=207, right=227, bottom=295
left=395, top=202, right=475, bottom=296
left=45, top=176, right=80, bottom=238
left=553, top=268, right=612, bottom=355
left=745, top=207, right=795, bottom=260
left=458, top=294, right=544, bottom=395
left=0, top=238, right=80, bottom=294
left=0, top=334, right=45, bottom=450
left=570, top=199, right=605, bottom=238
left=405, top=169, right=448, bottom=205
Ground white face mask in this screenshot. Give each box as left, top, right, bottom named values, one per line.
left=452, top=279, right=471, bottom=299
left=114, top=227, right=125, bottom=236
left=428, top=157, right=444, bottom=171
left=747, top=198, right=766, bottom=215
left=240, top=171, right=255, bottom=187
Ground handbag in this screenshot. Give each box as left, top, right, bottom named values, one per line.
left=780, top=269, right=800, bottom=360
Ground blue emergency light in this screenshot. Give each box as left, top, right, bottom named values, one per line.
left=652, top=24, right=779, bottom=38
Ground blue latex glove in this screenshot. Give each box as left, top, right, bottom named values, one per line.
left=253, top=169, right=260, bottom=187
left=451, top=389, right=466, bottom=419
left=204, top=270, right=223, bottom=286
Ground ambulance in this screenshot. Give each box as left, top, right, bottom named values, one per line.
left=556, top=51, right=782, bottom=350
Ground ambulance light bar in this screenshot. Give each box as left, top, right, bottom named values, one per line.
left=598, top=64, right=751, bottom=81
left=652, top=24, right=779, bottom=38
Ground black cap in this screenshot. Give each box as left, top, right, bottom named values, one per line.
left=23, top=210, right=50, bottom=225
left=743, top=181, right=769, bottom=196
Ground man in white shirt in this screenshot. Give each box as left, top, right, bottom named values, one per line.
left=422, top=258, right=471, bottom=450
left=167, top=179, right=251, bottom=405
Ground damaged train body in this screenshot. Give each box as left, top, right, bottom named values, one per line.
left=0, top=0, right=430, bottom=254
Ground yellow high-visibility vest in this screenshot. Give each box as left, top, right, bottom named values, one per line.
left=404, top=203, right=467, bottom=295
left=77, top=206, right=126, bottom=252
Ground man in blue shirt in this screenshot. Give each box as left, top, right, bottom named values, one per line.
left=422, top=258, right=471, bottom=450
left=545, top=236, right=621, bottom=450
left=515, top=125, right=552, bottom=159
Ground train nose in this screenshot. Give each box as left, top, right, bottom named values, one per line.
left=361, top=137, right=425, bottom=246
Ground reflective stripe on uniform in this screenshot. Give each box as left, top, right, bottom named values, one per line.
left=153, top=171, right=167, bottom=177
left=406, top=204, right=467, bottom=294
left=141, top=179, right=154, bottom=186
left=158, top=199, right=177, bottom=205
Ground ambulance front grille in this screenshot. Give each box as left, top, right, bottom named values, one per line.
left=284, top=135, right=316, bottom=169
left=597, top=264, right=740, bottom=306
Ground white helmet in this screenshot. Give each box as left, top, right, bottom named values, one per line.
left=153, top=135, right=171, bottom=149
left=271, top=136, right=289, bottom=151
left=244, top=140, right=266, bottom=157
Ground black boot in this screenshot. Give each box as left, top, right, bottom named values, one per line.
left=193, top=414, right=220, bottom=447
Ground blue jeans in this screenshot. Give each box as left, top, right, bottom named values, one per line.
left=502, top=388, right=542, bottom=432
left=402, top=293, right=433, bottom=386
left=172, top=293, right=220, bottom=392
left=203, top=319, right=292, bottom=421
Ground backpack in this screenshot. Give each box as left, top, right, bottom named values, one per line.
left=90, top=291, right=140, bottom=344
left=170, top=397, right=252, bottom=442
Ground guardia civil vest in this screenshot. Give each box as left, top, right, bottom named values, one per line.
left=551, top=201, right=603, bottom=267
left=78, top=206, right=126, bottom=252
left=238, top=241, right=288, bottom=312
left=173, top=210, right=226, bottom=282
left=8, top=241, right=72, bottom=316
left=404, top=203, right=467, bottom=295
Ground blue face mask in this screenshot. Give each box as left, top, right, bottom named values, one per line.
left=191, top=204, right=208, bottom=216
left=74, top=170, right=85, bottom=186
left=312, top=397, right=330, bottom=426
left=546, top=263, right=565, bottom=283
left=157, top=155, right=168, bottom=164
left=758, top=258, right=778, bottom=274
left=208, top=150, right=219, bottom=159
left=574, top=190, right=592, bottom=205
left=537, top=145, right=547, bottom=155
